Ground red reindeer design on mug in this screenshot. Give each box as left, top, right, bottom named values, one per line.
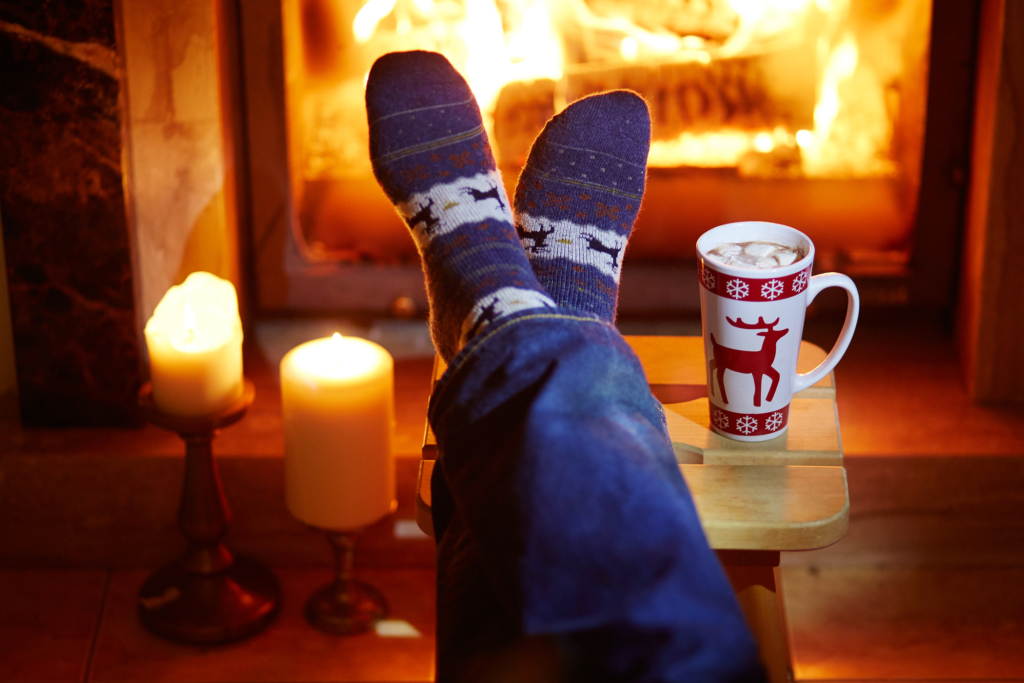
left=709, top=316, right=789, bottom=408
left=698, top=222, right=860, bottom=442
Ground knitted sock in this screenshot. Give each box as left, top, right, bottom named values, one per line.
left=366, top=51, right=554, bottom=361
left=513, top=92, right=650, bottom=322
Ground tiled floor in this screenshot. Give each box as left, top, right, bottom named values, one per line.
left=90, top=568, right=435, bottom=683
left=1, top=568, right=436, bottom=683
left=4, top=564, right=1024, bottom=682
left=782, top=565, right=1024, bottom=681
left=0, top=570, right=106, bottom=682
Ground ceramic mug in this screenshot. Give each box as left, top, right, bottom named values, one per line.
left=697, top=222, right=859, bottom=442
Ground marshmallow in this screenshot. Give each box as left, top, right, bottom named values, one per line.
left=775, top=251, right=798, bottom=266
left=706, top=240, right=804, bottom=270
left=745, top=243, right=777, bottom=258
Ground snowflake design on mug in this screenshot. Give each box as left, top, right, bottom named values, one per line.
left=726, top=279, right=749, bottom=299
left=701, top=267, right=716, bottom=290
left=792, top=270, right=809, bottom=293
left=765, top=412, right=784, bottom=432
left=712, top=409, right=729, bottom=430
left=736, top=415, right=758, bottom=435
left=761, top=279, right=784, bottom=300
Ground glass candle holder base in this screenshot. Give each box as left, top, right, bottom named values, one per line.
left=305, top=577, right=388, bottom=635
left=304, top=528, right=390, bottom=635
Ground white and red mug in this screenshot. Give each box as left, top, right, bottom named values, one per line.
left=697, top=222, right=859, bottom=442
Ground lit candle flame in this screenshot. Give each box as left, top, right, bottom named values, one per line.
left=183, top=303, right=196, bottom=343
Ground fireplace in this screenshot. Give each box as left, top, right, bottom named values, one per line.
left=235, top=0, right=972, bottom=316
left=7, top=0, right=1019, bottom=429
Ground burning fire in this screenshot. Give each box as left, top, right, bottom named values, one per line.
left=350, top=0, right=563, bottom=117
left=292, top=0, right=921, bottom=181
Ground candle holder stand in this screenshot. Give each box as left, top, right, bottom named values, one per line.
left=305, top=502, right=396, bottom=635
left=137, top=380, right=281, bottom=645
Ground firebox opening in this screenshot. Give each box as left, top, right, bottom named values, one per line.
left=279, top=0, right=930, bottom=276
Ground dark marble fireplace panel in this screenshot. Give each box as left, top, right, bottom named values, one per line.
left=0, top=0, right=116, bottom=47
left=0, top=1, right=142, bottom=427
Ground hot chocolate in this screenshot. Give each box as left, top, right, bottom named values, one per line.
left=705, top=240, right=806, bottom=269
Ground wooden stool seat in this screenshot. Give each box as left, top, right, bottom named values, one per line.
left=417, top=336, right=849, bottom=682
left=416, top=461, right=848, bottom=551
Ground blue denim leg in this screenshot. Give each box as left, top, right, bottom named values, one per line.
left=429, top=309, right=766, bottom=682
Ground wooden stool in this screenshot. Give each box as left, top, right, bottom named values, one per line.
left=417, top=336, right=849, bottom=683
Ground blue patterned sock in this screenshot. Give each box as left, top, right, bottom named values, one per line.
left=366, top=51, right=554, bottom=361
left=513, top=91, right=650, bottom=322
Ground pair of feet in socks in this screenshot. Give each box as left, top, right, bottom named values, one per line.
left=366, top=51, right=650, bottom=362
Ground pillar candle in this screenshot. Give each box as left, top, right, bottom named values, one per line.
left=144, top=272, right=244, bottom=417
left=281, top=334, right=395, bottom=531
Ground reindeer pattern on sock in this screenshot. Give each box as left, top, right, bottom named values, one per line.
left=515, top=213, right=627, bottom=279
left=516, top=221, right=556, bottom=254
left=459, top=286, right=556, bottom=345
left=397, top=171, right=511, bottom=247
left=463, top=183, right=506, bottom=211
left=582, top=233, right=623, bottom=270
left=405, top=198, right=439, bottom=236
left=463, top=296, right=500, bottom=341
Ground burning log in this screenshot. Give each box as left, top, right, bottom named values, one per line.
left=493, top=43, right=815, bottom=168
left=570, top=43, right=817, bottom=139
left=582, top=0, right=739, bottom=42
left=493, top=79, right=557, bottom=167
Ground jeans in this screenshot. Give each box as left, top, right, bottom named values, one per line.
left=429, top=309, right=766, bottom=682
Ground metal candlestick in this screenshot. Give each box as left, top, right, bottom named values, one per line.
left=305, top=502, right=396, bottom=635
left=137, top=380, right=281, bottom=644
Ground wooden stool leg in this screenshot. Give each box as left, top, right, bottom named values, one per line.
left=719, top=551, right=792, bottom=683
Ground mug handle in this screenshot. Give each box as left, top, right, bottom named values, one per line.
left=792, top=273, right=860, bottom=394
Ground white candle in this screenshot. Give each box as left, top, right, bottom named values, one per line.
left=144, top=272, right=244, bottom=417
left=281, top=334, right=395, bottom=530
